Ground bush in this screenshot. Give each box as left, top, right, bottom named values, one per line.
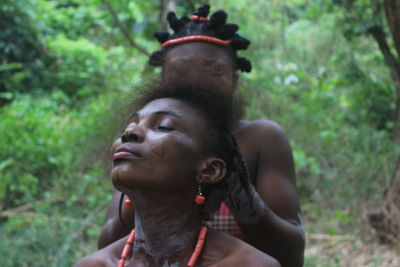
left=42, top=35, right=108, bottom=99
left=0, top=91, right=123, bottom=266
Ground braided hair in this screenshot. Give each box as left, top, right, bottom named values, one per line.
left=117, top=81, right=254, bottom=225
left=150, top=4, right=252, bottom=73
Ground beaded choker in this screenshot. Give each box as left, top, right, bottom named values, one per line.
left=118, top=226, right=208, bottom=267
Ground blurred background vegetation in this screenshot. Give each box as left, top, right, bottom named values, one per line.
left=1, top=0, right=399, bottom=266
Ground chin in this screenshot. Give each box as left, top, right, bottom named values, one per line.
left=111, top=168, right=134, bottom=191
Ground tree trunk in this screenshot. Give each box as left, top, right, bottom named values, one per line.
left=367, top=0, right=400, bottom=244
left=384, top=0, right=400, bottom=142
left=158, top=0, right=176, bottom=31
left=368, top=158, right=400, bottom=245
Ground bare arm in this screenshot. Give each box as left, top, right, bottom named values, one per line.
left=97, top=190, right=134, bottom=249
left=229, top=120, right=305, bottom=267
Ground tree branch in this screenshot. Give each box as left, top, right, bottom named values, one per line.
left=367, top=25, right=400, bottom=141
left=367, top=25, right=400, bottom=83
left=101, top=0, right=150, bottom=56
left=384, top=0, right=400, bottom=58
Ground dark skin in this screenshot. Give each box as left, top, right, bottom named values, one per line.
left=98, top=43, right=305, bottom=267
left=76, top=98, right=280, bottom=267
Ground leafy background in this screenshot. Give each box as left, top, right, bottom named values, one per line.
left=0, top=0, right=398, bottom=266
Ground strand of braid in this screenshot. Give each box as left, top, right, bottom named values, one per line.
left=225, top=134, right=267, bottom=224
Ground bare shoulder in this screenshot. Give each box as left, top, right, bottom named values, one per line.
left=225, top=243, right=281, bottom=267
left=236, top=119, right=300, bottom=221
left=74, top=235, right=127, bottom=267
left=236, top=119, right=295, bottom=179
left=73, top=254, right=108, bottom=267
left=236, top=119, right=289, bottom=144
left=204, top=230, right=281, bottom=267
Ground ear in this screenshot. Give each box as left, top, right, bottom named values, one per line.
left=197, top=157, right=227, bottom=184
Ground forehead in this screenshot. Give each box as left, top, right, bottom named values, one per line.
left=139, top=98, right=205, bottom=124
left=164, top=42, right=234, bottom=66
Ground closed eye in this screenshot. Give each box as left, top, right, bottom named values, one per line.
left=156, top=125, right=174, bottom=132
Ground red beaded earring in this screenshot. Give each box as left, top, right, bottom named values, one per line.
left=194, top=184, right=205, bottom=205
left=124, top=198, right=133, bottom=207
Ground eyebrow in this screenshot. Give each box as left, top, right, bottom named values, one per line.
left=129, top=112, right=138, bottom=119
left=153, top=111, right=182, bottom=119
left=129, top=111, right=182, bottom=119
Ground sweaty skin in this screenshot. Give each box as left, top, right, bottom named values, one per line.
left=76, top=98, right=280, bottom=267
left=98, top=42, right=305, bottom=267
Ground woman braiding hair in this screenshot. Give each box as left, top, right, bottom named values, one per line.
left=99, top=5, right=305, bottom=267
left=75, top=81, right=281, bottom=267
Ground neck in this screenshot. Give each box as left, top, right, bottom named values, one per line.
left=127, top=190, right=202, bottom=266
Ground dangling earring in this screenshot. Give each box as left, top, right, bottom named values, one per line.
left=124, top=198, right=133, bottom=207
left=194, top=184, right=205, bottom=205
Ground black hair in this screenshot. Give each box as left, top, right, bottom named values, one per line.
left=118, top=81, right=252, bottom=222
left=150, top=4, right=252, bottom=73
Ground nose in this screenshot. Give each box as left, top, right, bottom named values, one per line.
left=121, top=124, right=144, bottom=143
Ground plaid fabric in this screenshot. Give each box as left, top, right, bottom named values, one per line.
left=208, top=202, right=245, bottom=240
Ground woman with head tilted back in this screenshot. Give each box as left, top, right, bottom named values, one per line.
left=74, top=83, right=280, bottom=267
left=99, top=5, right=305, bottom=267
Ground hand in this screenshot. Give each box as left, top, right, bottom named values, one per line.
left=224, top=172, right=266, bottom=224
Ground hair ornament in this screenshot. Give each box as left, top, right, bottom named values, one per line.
left=162, top=35, right=232, bottom=47
left=149, top=4, right=252, bottom=73
left=191, top=15, right=210, bottom=22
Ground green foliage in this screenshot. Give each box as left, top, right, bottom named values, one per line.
left=0, top=0, right=399, bottom=265
left=224, top=0, right=397, bottom=234
left=0, top=91, right=122, bottom=266
left=0, top=93, right=71, bottom=205
left=0, top=0, right=45, bottom=101
left=0, top=0, right=42, bottom=63
left=44, top=35, right=108, bottom=98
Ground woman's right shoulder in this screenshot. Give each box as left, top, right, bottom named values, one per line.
left=73, top=235, right=127, bottom=267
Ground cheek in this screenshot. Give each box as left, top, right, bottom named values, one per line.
left=147, top=132, right=199, bottom=159
left=111, top=138, right=122, bottom=154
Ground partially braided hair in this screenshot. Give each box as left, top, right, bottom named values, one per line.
left=150, top=4, right=252, bottom=73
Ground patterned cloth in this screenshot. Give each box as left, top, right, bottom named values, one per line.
left=208, top=202, right=245, bottom=240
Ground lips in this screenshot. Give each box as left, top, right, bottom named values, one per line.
left=113, top=145, right=143, bottom=161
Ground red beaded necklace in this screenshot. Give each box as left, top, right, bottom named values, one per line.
left=118, top=225, right=208, bottom=267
